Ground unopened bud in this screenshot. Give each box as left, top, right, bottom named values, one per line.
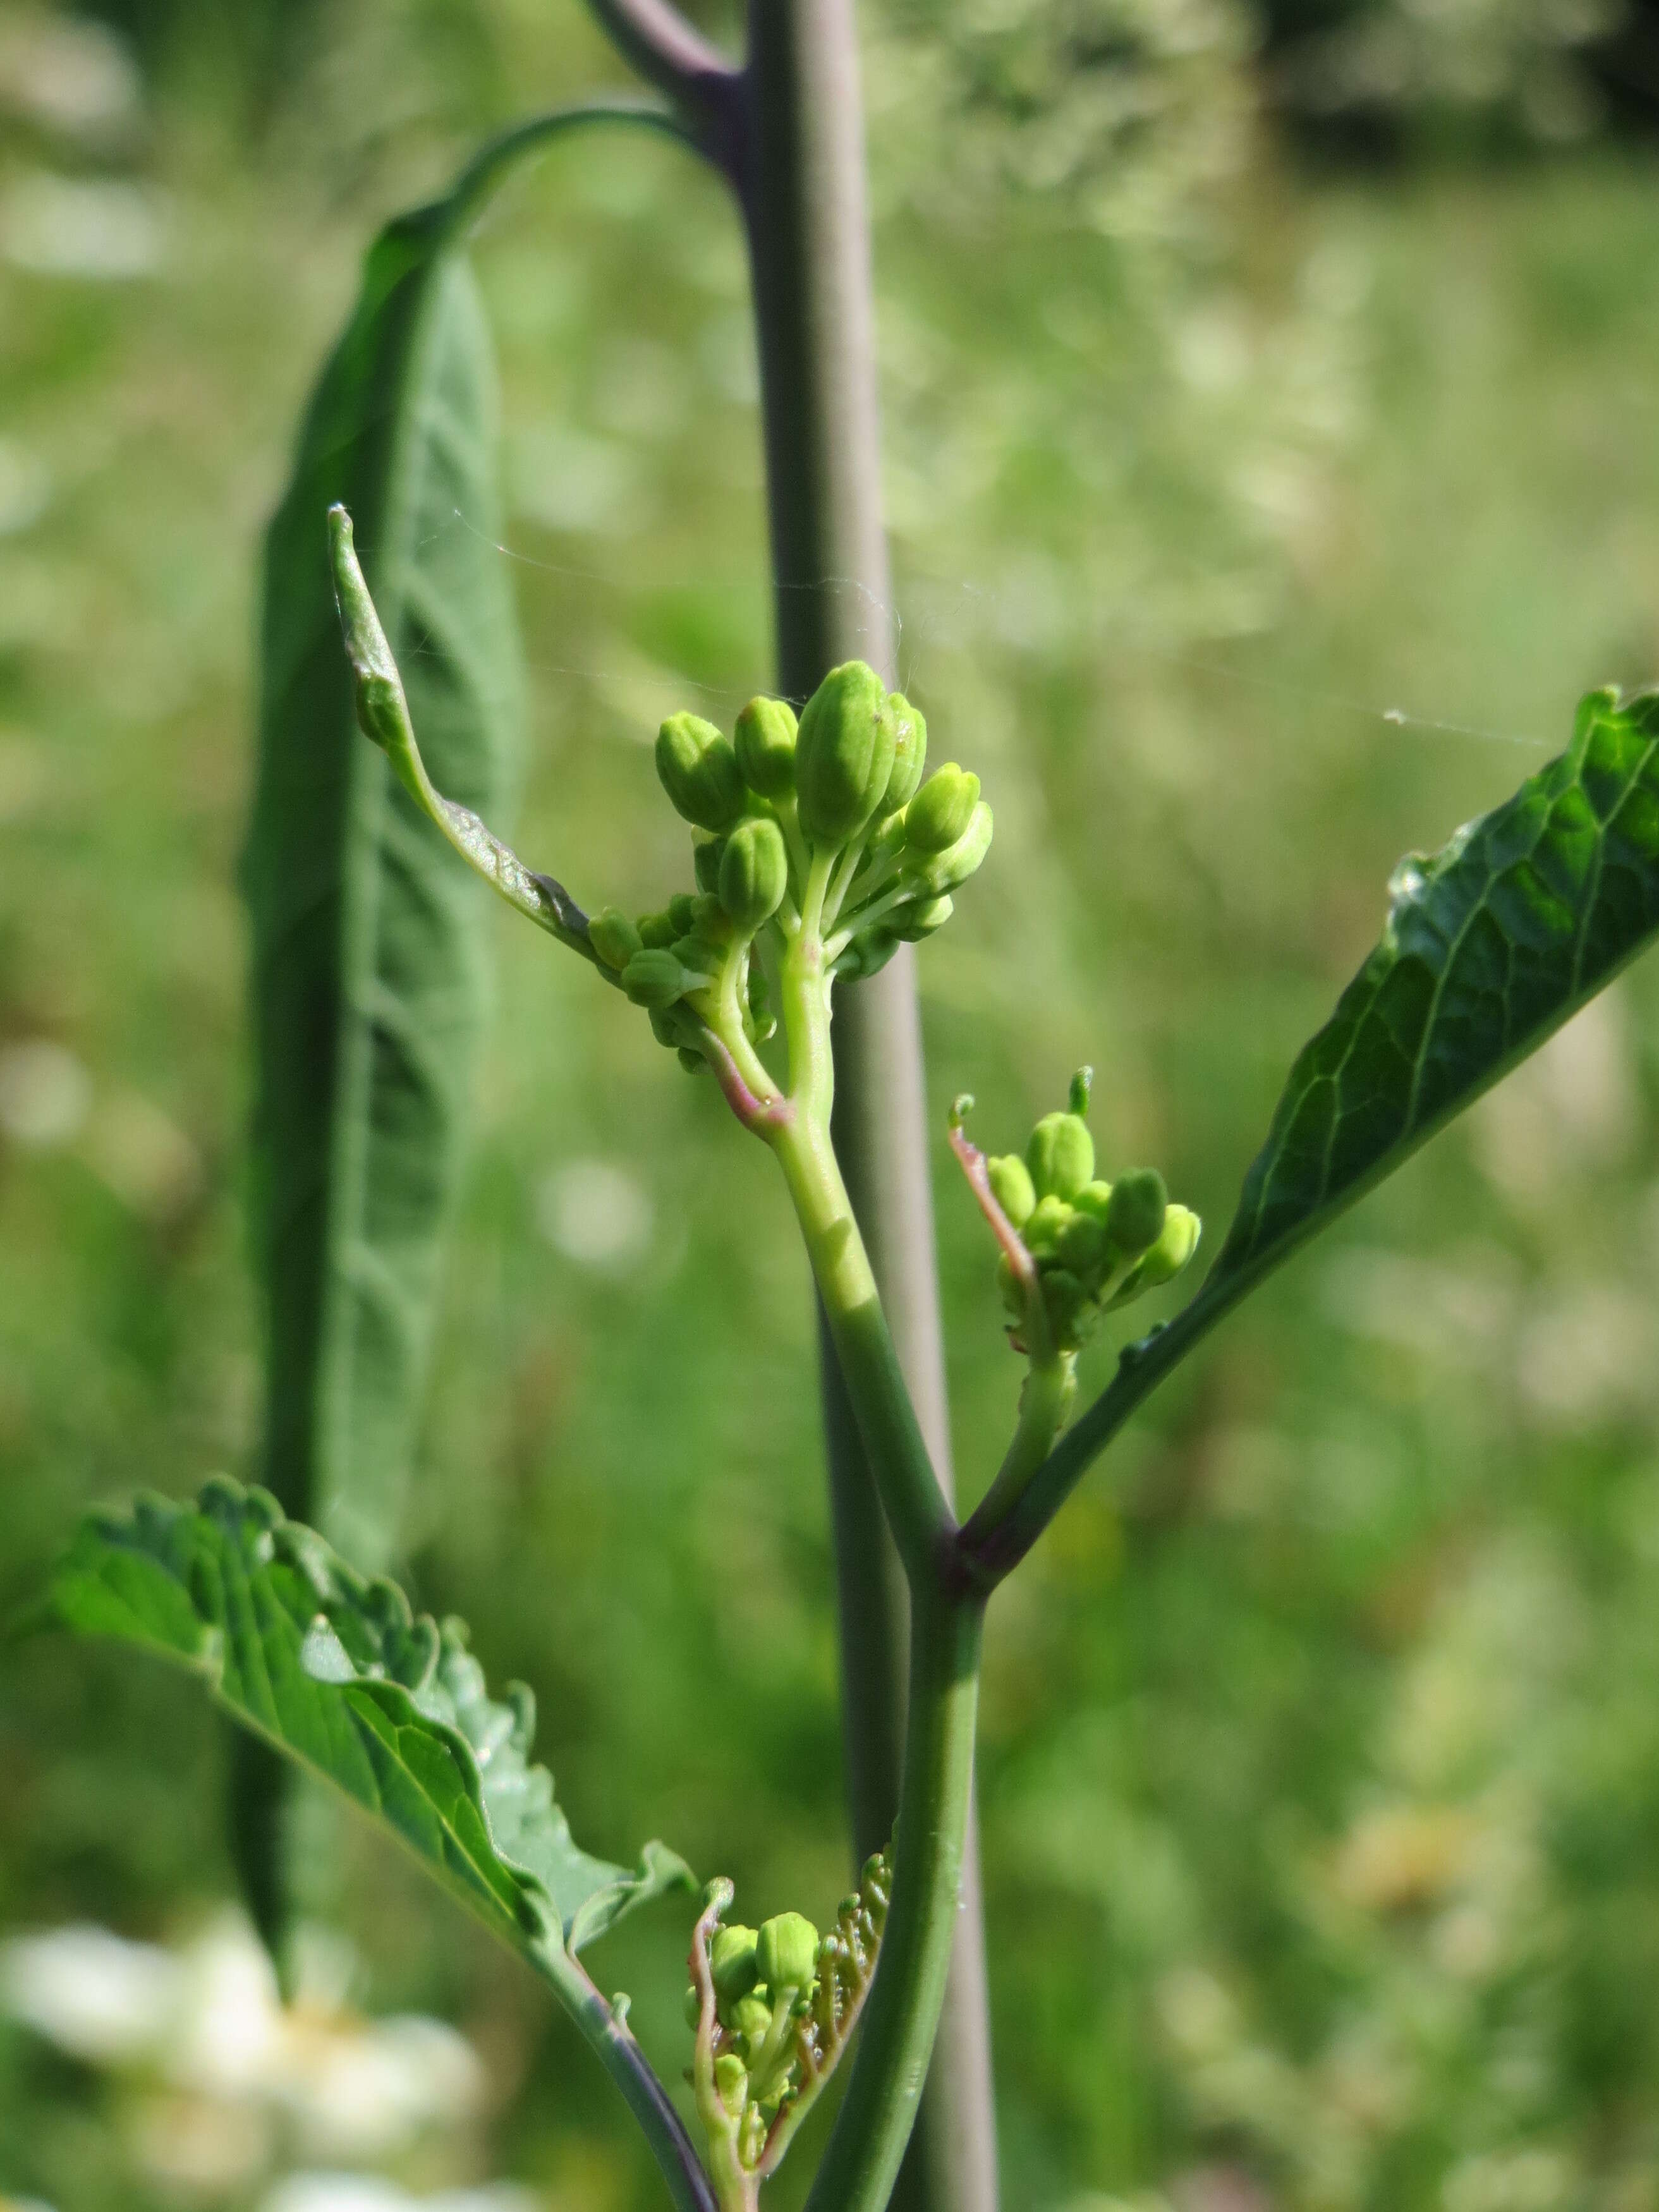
left=678, top=1047, right=704, bottom=1074
left=1057, top=1210, right=1107, bottom=1280
left=693, top=837, right=726, bottom=895
left=710, top=1924, right=760, bottom=2003
left=714, top=2052, right=748, bottom=2118
left=669, top=892, right=697, bottom=935
left=1106, top=1169, right=1167, bottom=1256
left=731, top=1993, right=773, bottom=2051
left=795, top=662, right=895, bottom=846
left=623, top=949, right=686, bottom=1009
left=1028, top=1110, right=1094, bottom=1202
left=1040, top=1267, right=1090, bottom=1344
left=757, top=1911, right=820, bottom=1992
left=657, top=713, right=746, bottom=832
left=671, top=935, right=720, bottom=982
left=879, top=695, right=928, bottom=813
left=1074, top=1179, right=1114, bottom=1225
left=588, top=907, right=642, bottom=971
left=720, top=816, right=789, bottom=930
left=684, top=1983, right=702, bottom=2029
left=735, top=696, right=798, bottom=798
left=987, top=1153, right=1036, bottom=1229
left=905, top=763, right=980, bottom=854
left=1024, top=1194, right=1071, bottom=1251
left=995, top=1251, right=1024, bottom=1316
left=894, top=894, right=952, bottom=942
left=911, top=800, right=992, bottom=895
left=1133, top=1203, right=1201, bottom=1288
left=638, top=911, right=676, bottom=949
left=648, top=1007, right=678, bottom=1047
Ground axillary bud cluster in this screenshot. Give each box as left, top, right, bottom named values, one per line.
left=983, top=1070, right=1201, bottom=1357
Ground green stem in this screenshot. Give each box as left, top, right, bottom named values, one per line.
left=542, top=1947, right=719, bottom=2212
left=801, top=1585, right=985, bottom=2212
left=769, top=1106, right=952, bottom=1583
left=970, top=1354, right=1074, bottom=1536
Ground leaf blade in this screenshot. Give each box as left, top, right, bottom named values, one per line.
left=1204, top=686, right=1659, bottom=1305
left=41, top=1480, right=694, bottom=1964
left=975, top=688, right=1659, bottom=1577
left=244, top=204, right=522, bottom=1578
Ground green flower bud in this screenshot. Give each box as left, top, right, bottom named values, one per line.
left=691, top=892, right=727, bottom=932
left=678, top=1047, right=704, bottom=1074
left=671, top=935, right=720, bottom=981
left=911, top=801, right=993, bottom=896
left=987, top=1153, right=1036, bottom=1229
left=995, top=1251, right=1024, bottom=1316
left=904, top=763, right=980, bottom=854
left=879, top=694, right=927, bottom=813
left=1132, top=1203, right=1201, bottom=1289
left=1074, top=1179, right=1114, bottom=1225
left=714, top=2052, right=748, bottom=2118
left=1040, top=1268, right=1090, bottom=1343
left=657, top=713, right=744, bottom=831
left=638, top=910, right=676, bottom=949
left=623, top=949, right=687, bottom=1009
left=1106, top=1169, right=1167, bottom=1257
left=648, top=1007, right=678, bottom=1047
left=684, top=1983, right=702, bottom=2030
left=731, top=1993, right=773, bottom=2052
left=756, top=1911, right=820, bottom=1992
left=894, top=894, right=953, bottom=942
left=588, top=906, right=642, bottom=971
left=1028, top=1110, right=1095, bottom=1202
left=719, top=816, right=789, bottom=931
left=795, top=662, right=895, bottom=846
left=734, top=695, right=798, bottom=798
left=836, top=929, right=901, bottom=983
left=668, top=892, right=697, bottom=935
left=693, top=837, right=726, bottom=895
left=710, top=1924, right=760, bottom=2003
left=1057, top=1209, right=1107, bottom=1280
left=1024, top=1194, right=1071, bottom=1251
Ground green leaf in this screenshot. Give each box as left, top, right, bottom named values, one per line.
left=243, top=186, right=522, bottom=1577
left=980, top=688, right=1659, bottom=1574
left=1197, top=684, right=1659, bottom=1308
left=41, top=1478, right=693, bottom=1964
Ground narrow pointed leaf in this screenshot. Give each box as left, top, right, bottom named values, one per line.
left=983, top=686, right=1659, bottom=1571
left=40, top=1479, right=693, bottom=1962
left=244, top=188, right=521, bottom=1576
left=1196, top=683, right=1659, bottom=1306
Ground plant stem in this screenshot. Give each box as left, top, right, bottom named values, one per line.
left=740, top=1, right=1000, bottom=2201
left=544, top=1947, right=719, bottom=2212
left=803, top=1583, right=985, bottom=2212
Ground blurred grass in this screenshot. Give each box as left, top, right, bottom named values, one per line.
left=6, top=2, right=1659, bottom=2208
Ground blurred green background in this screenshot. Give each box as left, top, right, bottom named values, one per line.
left=7, top=1, right=1659, bottom=2207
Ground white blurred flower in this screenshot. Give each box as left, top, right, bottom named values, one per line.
left=0, top=173, right=164, bottom=279
left=0, top=1040, right=92, bottom=1148
left=262, top=2185, right=540, bottom=2212
left=0, top=1923, right=180, bottom=2064
left=1, top=1914, right=488, bottom=2168
left=536, top=1157, right=654, bottom=1272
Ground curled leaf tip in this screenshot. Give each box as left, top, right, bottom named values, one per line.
left=949, top=1092, right=975, bottom=1131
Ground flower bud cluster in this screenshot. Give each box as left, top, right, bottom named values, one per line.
left=688, top=1850, right=893, bottom=2181
left=986, top=1070, right=1201, bottom=1355
left=590, top=665, right=990, bottom=1082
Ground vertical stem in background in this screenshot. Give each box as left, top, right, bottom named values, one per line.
left=741, top=4, right=998, bottom=2206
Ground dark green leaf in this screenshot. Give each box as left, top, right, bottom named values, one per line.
left=981, top=688, right=1659, bottom=1574
left=1199, top=684, right=1659, bottom=1307
left=243, top=188, right=522, bottom=1577
left=41, top=1479, right=693, bottom=1963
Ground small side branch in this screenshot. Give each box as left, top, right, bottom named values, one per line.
left=583, top=0, right=746, bottom=177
